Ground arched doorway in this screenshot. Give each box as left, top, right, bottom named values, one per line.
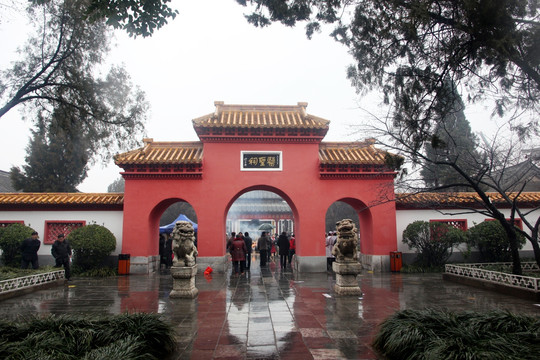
left=157, top=200, right=198, bottom=269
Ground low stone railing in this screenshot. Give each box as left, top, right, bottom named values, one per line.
left=445, top=262, right=540, bottom=292
left=0, top=270, right=65, bottom=294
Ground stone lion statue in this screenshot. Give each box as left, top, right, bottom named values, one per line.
left=170, top=221, right=198, bottom=267
left=332, top=219, right=358, bottom=262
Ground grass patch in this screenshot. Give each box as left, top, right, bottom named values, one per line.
left=71, top=266, right=118, bottom=277
left=373, top=309, right=540, bottom=360
left=0, top=313, right=176, bottom=359
left=399, top=264, right=444, bottom=273
left=0, top=265, right=120, bottom=281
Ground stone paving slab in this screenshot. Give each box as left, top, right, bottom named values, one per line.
left=0, top=257, right=539, bottom=359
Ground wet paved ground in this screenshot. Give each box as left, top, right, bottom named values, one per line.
left=1, top=255, right=539, bottom=359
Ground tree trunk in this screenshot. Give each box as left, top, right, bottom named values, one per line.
left=502, top=223, right=522, bottom=275
left=530, top=221, right=540, bottom=268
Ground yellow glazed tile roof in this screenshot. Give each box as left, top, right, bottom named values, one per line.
left=114, top=141, right=203, bottom=166
left=319, top=140, right=388, bottom=165
left=192, top=102, right=329, bottom=129
left=0, top=193, right=124, bottom=206
left=396, top=192, right=540, bottom=207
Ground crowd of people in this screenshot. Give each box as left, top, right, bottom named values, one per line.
left=226, top=231, right=296, bottom=275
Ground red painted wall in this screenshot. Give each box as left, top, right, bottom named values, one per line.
left=121, top=141, right=397, bottom=260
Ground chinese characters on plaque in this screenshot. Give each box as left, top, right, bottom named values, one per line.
left=241, top=152, right=282, bottom=170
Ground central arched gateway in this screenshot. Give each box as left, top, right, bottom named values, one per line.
left=115, top=102, right=398, bottom=273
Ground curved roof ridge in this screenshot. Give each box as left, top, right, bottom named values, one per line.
left=192, top=101, right=330, bottom=130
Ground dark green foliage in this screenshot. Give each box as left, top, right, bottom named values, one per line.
left=84, top=0, right=178, bottom=37
left=420, top=80, right=484, bottom=191
left=468, top=221, right=526, bottom=262
left=11, top=115, right=89, bottom=192
left=0, top=224, right=35, bottom=267
left=325, top=201, right=359, bottom=233
left=403, top=221, right=465, bottom=267
left=159, top=201, right=197, bottom=226
left=107, top=177, right=125, bottom=192
left=68, top=224, right=116, bottom=271
left=0, top=313, right=175, bottom=359
left=373, top=309, right=540, bottom=360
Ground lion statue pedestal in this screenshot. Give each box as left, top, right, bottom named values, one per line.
left=170, top=264, right=198, bottom=298
left=332, top=219, right=362, bottom=296
left=169, top=221, right=198, bottom=299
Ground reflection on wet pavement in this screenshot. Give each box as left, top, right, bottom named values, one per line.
left=1, top=256, right=538, bottom=359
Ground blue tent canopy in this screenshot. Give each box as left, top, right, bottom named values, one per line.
left=159, top=214, right=198, bottom=234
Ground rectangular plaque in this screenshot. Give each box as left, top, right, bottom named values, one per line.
left=241, top=151, right=282, bottom=171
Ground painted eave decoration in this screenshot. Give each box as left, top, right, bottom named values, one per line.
left=0, top=193, right=124, bottom=210
left=396, top=192, right=540, bottom=209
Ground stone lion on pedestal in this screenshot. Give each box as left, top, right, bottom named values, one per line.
left=332, top=219, right=358, bottom=262
left=170, top=221, right=198, bottom=267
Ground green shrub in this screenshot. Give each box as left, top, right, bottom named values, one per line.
left=373, top=309, right=540, bottom=360
left=402, top=221, right=465, bottom=267
left=0, top=223, right=36, bottom=267
left=68, top=224, right=116, bottom=271
left=467, top=221, right=526, bottom=262
left=74, top=266, right=118, bottom=277
left=0, top=313, right=176, bottom=359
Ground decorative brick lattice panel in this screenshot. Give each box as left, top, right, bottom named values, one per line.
left=445, top=263, right=540, bottom=291
left=0, top=221, right=24, bottom=228
left=44, top=221, right=85, bottom=245
left=430, top=219, right=468, bottom=231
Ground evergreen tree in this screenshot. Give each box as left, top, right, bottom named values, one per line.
left=11, top=109, right=89, bottom=192
left=420, top=80, right=483, bottom=191
left=107, top=177, right=125, bottom=192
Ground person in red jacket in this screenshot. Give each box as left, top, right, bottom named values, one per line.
left=229, top=233, right=247, bottom=275
left=288, top=234, right=296, bottom=267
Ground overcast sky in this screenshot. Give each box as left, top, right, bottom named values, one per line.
left=0, top=0, right=497, bottom=192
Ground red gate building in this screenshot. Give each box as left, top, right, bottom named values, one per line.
left=114, top=102, right=398, bottom=273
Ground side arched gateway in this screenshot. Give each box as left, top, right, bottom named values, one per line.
left=115, top=102, right=398, bottom=273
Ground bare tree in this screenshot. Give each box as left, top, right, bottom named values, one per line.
left=363, top=111, right=540, bottom=275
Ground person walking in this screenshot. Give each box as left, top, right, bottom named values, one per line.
left=326, top=232, right=335, bottom=271
left=277, top=232, right=290, bottom=270
left=243, top=232, right=253, bottom=270
left=288, top=234, right=296, bottom=267
left=226, top=232, right=236, bottom=254
left=271, top=233, right=278, bottom=260
left=257, top=232, right=269, bottom=267
left=228, top=233, right=247, bottom=275
left=267, top=234, right=273, bottom=263
left=51, top=234, right=72, bottom=280
left=21, top=231, right=41, bottom=269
